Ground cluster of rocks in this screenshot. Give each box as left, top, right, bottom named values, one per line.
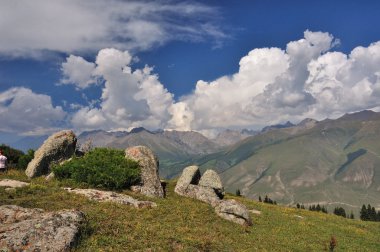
left=0, top=205, right=85, bottom=251
left=175, top=165, right=252, bottom=226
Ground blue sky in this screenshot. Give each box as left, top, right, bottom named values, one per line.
left=1, top=0, right=380, bottom=137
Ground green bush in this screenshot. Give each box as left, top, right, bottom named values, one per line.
left=17, top=149, right=35, bottom=170
left=0, top=144, right=24, bottom=167
left=53, top=148, right=141, bottom=190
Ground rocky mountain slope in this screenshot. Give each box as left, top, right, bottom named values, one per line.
left=196, top=110, right=380, bottom=212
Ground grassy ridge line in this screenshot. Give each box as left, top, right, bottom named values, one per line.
left=1, top=170, right=379, bottom=251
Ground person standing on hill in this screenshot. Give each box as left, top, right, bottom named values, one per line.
left=0, top=150, right=7, bottom=172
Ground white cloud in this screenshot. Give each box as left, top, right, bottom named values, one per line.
left=60, top=31, right=380, bottom=134
left=69, top=48, right=174, bottom=131
left=168, top=31, right=380, bottom=131
left=0, top=87, right=66, bottom=135
left=0, top=0, right=225, bottom=57
left=61, top=55, right=96, bottom=89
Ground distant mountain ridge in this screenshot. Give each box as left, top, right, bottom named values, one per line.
left=194, top=110, right=380, bottom=213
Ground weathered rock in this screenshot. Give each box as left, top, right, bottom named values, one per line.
left=198, top=169, right=224, bottom=198
left=25, top=130, right=77, bottom=178
left=64, top=188, right=157, bottom=208
left=45, top=172, right=55, bottom=181
left=174, top=165, right=201, bottom=196
left=185, top=184, right=221, bottom=207
left=175, top=166, right=252, bottom=226
left=125, top=146, right=164, bottom=198
left=0, top=205, right=85, bottom=251
left=215, top=199, right=252, bottom=226
left=0, top=179, right=29, bottom=188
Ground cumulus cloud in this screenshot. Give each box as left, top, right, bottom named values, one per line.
left=60, top=55, right=97, bottom=89
left=0, top=0, right=225, bottom=57
left=68, top=48, right=174, bottom=131
left=168, top=30, right=380, bottom=131
left=0, top=87, right=66, bottom=135
left=63, top=30, right=380, bottom=134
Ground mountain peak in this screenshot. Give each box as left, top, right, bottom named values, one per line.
left=129, top=127, right=151, bottom=134
left=339, top=110, right=379, bottom=121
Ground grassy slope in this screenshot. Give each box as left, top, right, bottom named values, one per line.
left=195, top=117, right=380, bottom=213
left=1, top=170, right=379, bottom=251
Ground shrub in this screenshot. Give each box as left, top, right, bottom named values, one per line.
left=17, top=149, right=35, bottom=170
left=53, top=148, right=140, bottom=190
left=0, top=144, right=24, bottom=168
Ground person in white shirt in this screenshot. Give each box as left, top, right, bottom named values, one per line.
left=0, top=150, right=7, bottom=172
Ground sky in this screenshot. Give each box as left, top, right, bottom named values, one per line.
left=2, top=0, right=380, bottom=138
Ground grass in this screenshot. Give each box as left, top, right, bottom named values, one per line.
left=1, top=169, right=380, bottom=251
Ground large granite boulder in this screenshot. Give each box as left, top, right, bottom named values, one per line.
left=199, top=169, right=224, bottom=198
left=25, top=130, right=77, bottom=178
left=125, top=146, right=164, bottom=198
left=185, top=184, right=221, bottom=207
left=215, top=199, right=252, bottom=226
left=174, top=165, right=201, bottom=196
left=0, top=205, right=85, bottom=251
left=64, top=188, right=157, bottom=208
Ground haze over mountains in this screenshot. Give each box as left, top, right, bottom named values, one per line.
left=4, top=110, right=380, bottom=212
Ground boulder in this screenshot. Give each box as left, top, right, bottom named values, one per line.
left=198, top=169, right=224, bottom=198
left=0, top=205, right=85, bottom=251
left=25, top=130, right=77, bottom=178
left=214, top=199, right=252, bottom=226
left=125, top=146, right=164, bottom=198
left=174, top=165, right=201, bottom=196
left=64, top=188, right=157, bottom=208
left=185, top=184, right=221, bottom=207
left=0, top=179, right=29, bottom=188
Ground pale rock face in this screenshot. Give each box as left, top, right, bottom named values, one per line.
left=174, top=166, right=252, bottom=226
left=199, top=169, right=225, bottom=198
left=125, top=146, right=164, bottom=198
left=174, top=165, right=201, bottom=196
left=25, top=130, right=77, bottom=178
left=214, top=199, right=252, bottom=226
left=0, top=205, right=85, bottom=251
left=64, top=188, right=157, bottom=208
left=0, top=179, right=29, bottom=188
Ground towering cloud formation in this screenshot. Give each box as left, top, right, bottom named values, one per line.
left=169, top=31, right=380, bottom=131
left=63, top=49, right=174, bottom=131
left=62, top=30, right=380, bottom=134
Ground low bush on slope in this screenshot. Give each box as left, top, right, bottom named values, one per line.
left=53, top=148, right=140, bottom=190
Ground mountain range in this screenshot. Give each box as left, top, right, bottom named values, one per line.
left=3, top=110, right=380, bottom=212
left=195, top=110, right=380, bottom=213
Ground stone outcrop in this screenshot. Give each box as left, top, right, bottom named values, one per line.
left=0, top=179, right=29, bottom=188
left=25, top=130, right=77, bottom=178
left=199, top=169, right=224, bottom=198
left=175, top=166, right=252, bottom=226
left=125, top=146, right=164, bottom=198
left=174, top=165, right=201, bottom=196
left=215, top=199, right=252, bottom=226
left=64, top=188, right=157, bottom=208
left=0, top=205, right=85, bottom=251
